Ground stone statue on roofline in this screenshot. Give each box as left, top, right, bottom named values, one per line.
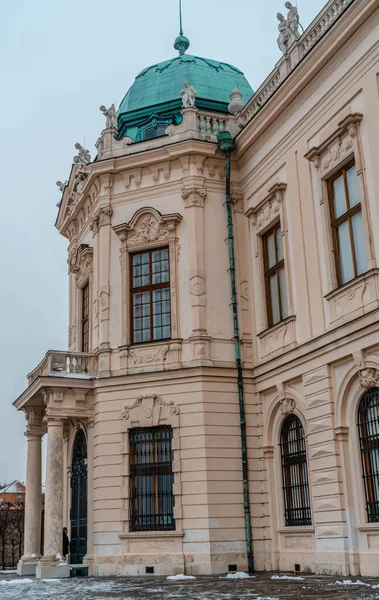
left=56, top=180, right=68, bottom=193
left=100, top=103, right=117, bottom=129
left=181, top=81, right=197, bottom=108
left=277, top=2, right=303, bottom=55
left=73, top=143, right=91, bottom=167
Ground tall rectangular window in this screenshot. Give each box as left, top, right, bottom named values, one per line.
left=328, top=163, right=368, bottom=285
left=131, top=248, right=171, bottom=344
left=263, top=223, right=288, bottom=327
left=81, top=282, right=89, bottom=353
left=129, top=426, right=175, bottom=532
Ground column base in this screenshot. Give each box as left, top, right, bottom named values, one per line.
left=36, top=563, right=70, bottom=579
left=17, top=560, right=38, bottom=576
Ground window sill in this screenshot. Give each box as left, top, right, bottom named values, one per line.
left=277, top=526, right=315, bottom=534
left=120, top=530, right=184, bottom=540
left=356, top=523, right=379, bottom=532
left=258, top=315, right=296, bottom=338
left=257, top=316, right=297, bottom=359
left=325, top=268, right=379, bottom=301
left=324, top=268, right=379, bottom=326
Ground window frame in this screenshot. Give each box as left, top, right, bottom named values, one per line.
left=327, top=161, right=366, bottom=286
left=129, top=247, right=171, bottom=345
left=357, top=388, right=379, bottom=523
left=263, top=221, right=287, bottom=328
left=129, top=425, right=175, bottom=532
left=280, top=414, right=312, bottom=527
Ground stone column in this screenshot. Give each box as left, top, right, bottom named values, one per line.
left=84, top=418, right=94, bottom=567
left=17, top=410, right=43, bottom=576
left=37, top=417, right=69, bottom=578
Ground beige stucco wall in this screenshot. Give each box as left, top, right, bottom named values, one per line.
left=17, top=0, right=379, bottom=579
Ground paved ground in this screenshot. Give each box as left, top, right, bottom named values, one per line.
left=1, top=572, right=379, bottom=600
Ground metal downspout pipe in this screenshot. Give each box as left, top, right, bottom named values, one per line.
left=217, top=131, right=254, bottom=574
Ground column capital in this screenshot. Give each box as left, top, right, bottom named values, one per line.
left=23, top=407, right=44, bottom=437
left=182, top=186, right=207, bottom=208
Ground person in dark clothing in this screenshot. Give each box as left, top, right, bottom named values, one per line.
left=62, top=527, right=70, bottom=560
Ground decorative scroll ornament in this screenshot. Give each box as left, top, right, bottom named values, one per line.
left=280, top=397, right=296, bottom=415
left=128, top=214, right=169, bottom=247
left=182, top=187, right=207, bottom=208
left=120, top=393, right=179, bottom=421
left=358, top=368, right=379, bottom=390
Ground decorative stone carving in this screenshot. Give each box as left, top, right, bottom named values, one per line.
left=24, top=407, right=43, bottom=433
left=129, top=345, right=169, bottom=366
left=228, top=89, right=245, bottom=115
left=190, top=276, right=205, bottom=297
left=90, top=205, right=113, bottom=235
left=73, top=247, right=93, bottom=285
left=181, top=81, right=196, bottom=108
left=56, top=180, right=68, bottom=193
left=73, top=143, right=91, bottom=167
left=280, top=397, right=296, bottom=415
left=231, top=192, right=244, bottom=214
left=182, top=187, right=207, bottom=208
left=352, top=350, right=365, bottom=369
left=304, top=113, right=362, bottom=178
left=122, top=168, right=142, bottom=188
left=246, top=183, right=286, bottom=233
left=99, top=104, right=117, bottom=129
left=114, top=207, right=182, bottom=251
left=359, top=368, right=379, bottom=390
left=120, top=393, right=179, bottom=429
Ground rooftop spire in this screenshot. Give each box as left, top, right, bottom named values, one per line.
left=174, top=0, right=190, bottom=56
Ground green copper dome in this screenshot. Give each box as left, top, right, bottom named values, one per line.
left=116, top=53, right=253, bottom=141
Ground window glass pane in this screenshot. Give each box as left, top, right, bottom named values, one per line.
left=332, top=175, right=347, bottom=219
left=266, top=232, right=276, bottom=269
left=346, top=166, right=360, bottom=208
left=279, top=267, right=288, bottom=319
left=269, top=274, right=280, bottom=325
left=276, top=226, right=283, bottom=262
left=351, top=211, right=368, bottom=276
left=337, top=221, right=354, bottom=284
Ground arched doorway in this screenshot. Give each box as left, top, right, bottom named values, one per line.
left=70, top=428, right=88, bottom=564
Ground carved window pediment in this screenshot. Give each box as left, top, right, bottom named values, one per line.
left=246, top=182, right=286, bottom=234
left=304, top=113, right=362, bottom=178
left=120, top=393, right=179, bottom=430
left=72, top=247, right=93, bottom=286
left=113, top=207, right=182, bottom=250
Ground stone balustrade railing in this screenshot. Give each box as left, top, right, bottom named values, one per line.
left=197, top=112, right=229, bottom=140
left=28, top=351, right=98, bottom=385
left=238, top=0, right=355, bottom=126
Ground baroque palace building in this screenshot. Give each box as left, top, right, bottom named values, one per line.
left=14, top=0, right=379, bottom=580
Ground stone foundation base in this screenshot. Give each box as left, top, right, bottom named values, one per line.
left=17, top=561, right=38, bottom=576
left=36, top=563, right=70, bottom=579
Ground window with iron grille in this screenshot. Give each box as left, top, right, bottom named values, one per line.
left=81, top=282, right=89, bottom=353
left=358, top=388, right=379, bottom=523
left=130, top=248, right=171, bottom=344
left=328, top=163, right=368, bottom=286
left=263, top=223, right=288, bottom=327
left=280, top=414, right=312, bottom=526
left=129, top=426, right=175, bottom=532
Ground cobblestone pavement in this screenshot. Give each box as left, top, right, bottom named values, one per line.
left=1, top=572, right=379, bottom=600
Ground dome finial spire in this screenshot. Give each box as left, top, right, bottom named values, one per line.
left=174, top=0, right=190, bottom=56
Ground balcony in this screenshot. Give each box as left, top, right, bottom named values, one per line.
left=27, top=351, right=98, bottom=386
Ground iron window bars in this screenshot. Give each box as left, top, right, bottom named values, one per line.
left=358, top=388, right=379, bottom=522
left=129, top=426, right=175, bottom=532
left=280, top=414, right=312, bottom=526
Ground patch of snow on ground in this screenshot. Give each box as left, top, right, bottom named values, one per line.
left=225, top=572, right=254, bottom=579
left=271, top=575, right=304, bottom=580
left=0, top=579, right=33, bottom=585
left=167, top=574, right=196, bottom=580
left=334, top=579, right=370, bottom=586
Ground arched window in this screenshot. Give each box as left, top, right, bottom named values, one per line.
left=280, top=414, right=311, bottom=526
left=358, top=388, right=379, bottom=522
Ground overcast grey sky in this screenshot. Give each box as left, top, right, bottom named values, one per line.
left=0, top=0, right=326, bottom=483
